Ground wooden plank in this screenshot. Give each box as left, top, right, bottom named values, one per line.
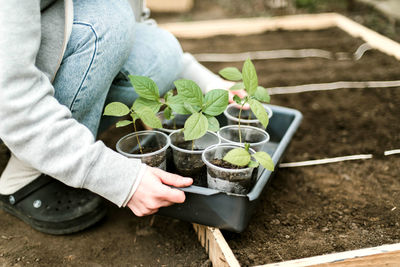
left=160, top=13, right=338, bottom=39
left=146, top=0, right=193, bottom=13
left=192, top=224, right=240, bottom=267
left=256, top=243, right=400, bottom=267
left=334, top=14, right=400, bottom=60
left=320, top=250, right=400, bottom=266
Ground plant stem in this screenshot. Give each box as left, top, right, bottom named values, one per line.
left=133, top=121, right=143, bottom=154
left=247, top=112, right=252, bottom=120
left=173, top=118, right=176, bottom=130
left=191, top=140, right=195, bottom=151
left=238, top=104, right=244, bottom=143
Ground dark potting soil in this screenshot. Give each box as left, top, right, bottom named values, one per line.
left=169, top=140, right=207, bottom=186
left=132, top=146, right=165, bottom=168
left=211, top=159, right=245, bottom=170
left=162, top=123, right=184, bottom=130
left=179, top=28, right=400, bottom=265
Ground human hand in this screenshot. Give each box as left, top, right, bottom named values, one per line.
left=127, top=166, right=193, bottom=216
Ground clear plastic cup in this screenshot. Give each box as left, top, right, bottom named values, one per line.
left=218, top=125, right=270, bottom=151
left=224, top=103, right=273, bottom=129
left=116, top=130, right=170, bottom=170
left=169, top=130, right=220, bottom=186
left=202, top=143, right=257, bottom=194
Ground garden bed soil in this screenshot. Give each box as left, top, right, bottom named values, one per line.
left=178, top=28, right=400, bottom=265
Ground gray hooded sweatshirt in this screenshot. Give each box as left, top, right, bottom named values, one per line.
left=0, top=0, right=144, bottom=207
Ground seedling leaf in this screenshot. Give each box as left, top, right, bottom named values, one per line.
left=183, top=112, right=208, bottom=141
left=253, top=151, right=274, bottom=171
left=233, top=95, right=242, bottom=105
left=116, top=120, right=132, bottom=128
left=164, top=106, right=172, bottom=120
left=136, top=106, right=162, bottom=129
left=164, top=90, right=174, bottom=102
left=103, top=102, right=130, bottom=117
left=206, top=116, right=220, bottom=132
left=223, top=148, right=251, bottom=167
left=254, top=86, right=270, bottom=103
left=248, top=160, right=259, bottom=168
left=248, top=99, right=269, bottom=128
left=174, top=79, right=203, bottom=107
left=131, top=113, right=139, bottom=122
left=242, top=59, right=258, bottom=96
left=219, top=67, right=243, bottom=81
left=244, top=143, right=250, bottom=151
left=129, top=75, right=159, bottom=101
left=132, top=97, right=162, bottom=114
left=230, top=82, right=245, bottom=91
left=203, top=89, right=229, bottom=116
left=184, top=103, right=201, bottom=114
left=167, top=95, right=191, bottom=115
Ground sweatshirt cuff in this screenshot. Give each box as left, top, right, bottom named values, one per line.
left=122, top=163, right=147, bottom=207
left=82, top=144, right=144, bottom=207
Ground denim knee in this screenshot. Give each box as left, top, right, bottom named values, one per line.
left=71, top=0, right=136, bottom=67
left=115, top=23, right=184, bottom=96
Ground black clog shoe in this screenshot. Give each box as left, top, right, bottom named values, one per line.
left=0, top=174, right=106, bottom=235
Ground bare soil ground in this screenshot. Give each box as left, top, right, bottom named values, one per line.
left=178, top=28, right=400, bottom=265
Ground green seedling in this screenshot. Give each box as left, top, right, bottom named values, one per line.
left=169, top=79, right=229, bottom=149
left=129, top=76, right=185, bottom=130
left=219, top=58, right=271, bottom=143
left=162, top=89, right=178, bottom=129
left=103, top=75, right=162, bottom=154
left=223, top=143, right=274, bottom=171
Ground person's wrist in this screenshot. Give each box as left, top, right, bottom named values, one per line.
left=122, top=163, right=147, bottom=207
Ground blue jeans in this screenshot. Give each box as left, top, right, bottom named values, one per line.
left=53, top=0, right=183, bottom=137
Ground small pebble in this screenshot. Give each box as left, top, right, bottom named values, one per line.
left=322, top=227, right=329, bottom=232
left=285, top=235, right=290, bottom=239
left=271, top=219, right=280, bottom=225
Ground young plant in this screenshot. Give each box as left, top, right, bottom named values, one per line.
left=129, top=76, right=184, bottom=130
left=169, top=79, right=229, bottom=148
left=219, top=58, right=271, bottom=143
left=103, top=75, right=162, bottom=154
left=223, top=143, right=275, bottom=171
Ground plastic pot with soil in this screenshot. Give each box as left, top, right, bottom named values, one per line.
left=169, top=130, right=220, bottom=186
left=224, top=102, right=273, bottom=129
left=218, top=124, right=270, bottom=151
left=116, top=130, right=170, bottom=170
left=202, top=143, right=258, bottom=194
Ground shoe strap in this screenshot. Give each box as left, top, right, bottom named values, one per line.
left=8, top=175, right=53, bottom=205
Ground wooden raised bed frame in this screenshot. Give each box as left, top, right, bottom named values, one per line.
left=160, top=13, right=400, bottom=267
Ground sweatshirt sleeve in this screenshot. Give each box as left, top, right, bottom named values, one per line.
left=0, top=0, right=144, bottom=207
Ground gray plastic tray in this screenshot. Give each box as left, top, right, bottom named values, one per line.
left=157, top=104, right=303, bottom=232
